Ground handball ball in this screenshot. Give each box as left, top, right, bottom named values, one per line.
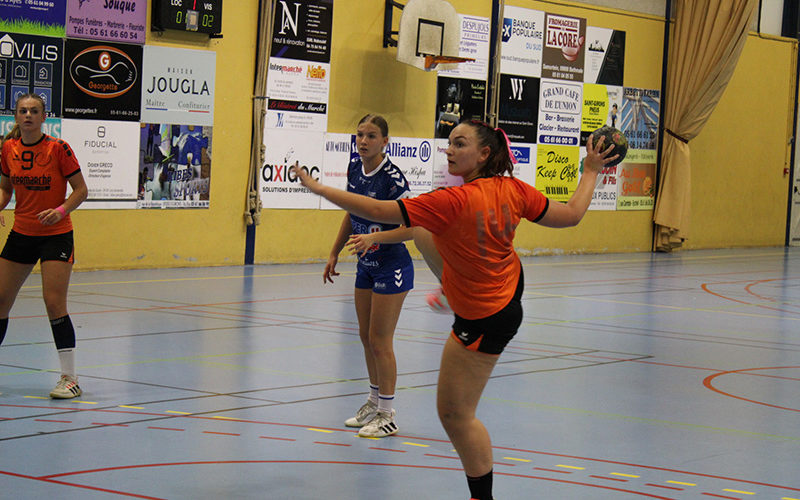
left=591, top=125, right=628, bottom=167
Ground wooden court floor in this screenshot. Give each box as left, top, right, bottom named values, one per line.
left=1, top=248, right=799, bottom=499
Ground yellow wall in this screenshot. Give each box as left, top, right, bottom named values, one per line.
left=6, top=1, right=790, bottom=271
left=687, top=33, right=796, bottom=249
left=69, top=1, right=259, bottom=270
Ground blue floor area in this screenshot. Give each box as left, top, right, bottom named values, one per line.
left=1, top=248, right=799, bottom=499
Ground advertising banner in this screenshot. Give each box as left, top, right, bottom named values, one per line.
left=536, top=144, right=579, bottom=202
left=62, top=38, right=142, bottom=121
left=541, top=13, right=585, bottom=82
left=510, top=142, right=536, bottom=186
left=0, top=32, right=62, bottom=115
left=581, top=148, right=617, bottom=211
left=620, top=87, right=660, bottom=150
left=0, top=0, right=65, bottom=37
left=271, top=0, right=332, bottom=63
left=261, top=128, right=322, bottom=209
left=137, top=123, right=212, bottom=208
left=584, top=27, right=625, bottom=86
left=140, top=45, right=215, bottom=126
left=580, top=83, right=622, bottom=144
left=439, top=14, right=490, bottom=81
left=62, top=118, right=138, bottom=209
left=499, top=6, right=544, bottom=77
left=537, top=78, right=581, bottom=146
left=616, top=160, right=655, bottom=210
left=320, top=132, right=354, bottom=210
left=386, top=136, right=434, bottom=195
left=498, top=73, right=539, bottom=143
left=66, top=0, right=146, bottom=44
left=435, top=77, right=486, bottom=139
left=266, top=57, right=329, bottom=132
left=432, top=138, right=463, bottom=189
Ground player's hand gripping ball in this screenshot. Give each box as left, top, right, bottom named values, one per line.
left=591, top=125, right=628, bottom=167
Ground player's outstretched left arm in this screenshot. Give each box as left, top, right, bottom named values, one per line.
left=537, top=134, right=617, bottom=228
left=347, top=227, right=414, bottom=256
left=292, top=164, right=404, bottom=225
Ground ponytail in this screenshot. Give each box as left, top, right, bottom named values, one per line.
left=461, top=120, right=516, bottom=178
left=1, top=124, right=20, bottom=148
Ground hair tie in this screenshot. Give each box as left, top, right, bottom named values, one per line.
left=495, top=127, right=517, bottom=164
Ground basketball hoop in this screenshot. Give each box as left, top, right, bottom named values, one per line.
left=423, top=55, right=475, bottom=71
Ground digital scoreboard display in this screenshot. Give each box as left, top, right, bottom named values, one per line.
left=152, top=0, right=222, bottom=35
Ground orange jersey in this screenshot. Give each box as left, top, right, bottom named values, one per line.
left=1, top=135, right=80, bottom=236
left=399, top=176, right=548, bottom=320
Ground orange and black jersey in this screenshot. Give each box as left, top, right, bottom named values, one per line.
left=1, top=134, right=80, bottom=236
left=398, top=176, right=548, bottom=320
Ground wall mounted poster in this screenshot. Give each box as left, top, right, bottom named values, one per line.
left=541, top=13, right=585, bottom=82
left=498, top=73, right=539, bottom=144
left=435, top=76, right=486, bottom=139
left=62, top=118, right=139, bottom=209
left=140, top=45, right=216, bottom=126
left=271, top=0, right=332, bottom=63
left=138, top=123, right=213, bottom=208
left=536, top=143, right=579, bottom=202
left=66, top=0, right=147, bottom=44
left=537, top=78, right=581, bottom=146
left=261, top=128, right=323, bottom=209
left=62, top=38, right=142, bottom=121
left=500, top=6, right=544, bottom=78
left=0, top=0, right=65, bottom=37
left=0, top=32, right=63, bottom=115
left=584, top=27, right=625, bottom=86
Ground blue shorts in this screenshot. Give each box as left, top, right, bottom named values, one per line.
left=355, top=257, right=414, bottom=294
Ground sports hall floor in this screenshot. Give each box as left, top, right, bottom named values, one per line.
left=0, top=247, right=798, bottom=500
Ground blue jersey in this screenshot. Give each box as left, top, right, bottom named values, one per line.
left=347, top=155, right=411, bottom=267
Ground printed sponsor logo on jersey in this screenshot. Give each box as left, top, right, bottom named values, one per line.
left=69, top=45, right=137, bottom=98
left=11, top=173, right=52, bottom=190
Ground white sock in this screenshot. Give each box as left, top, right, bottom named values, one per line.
left=368, top=384, right=379, bottom=404
left=58, top=348, right=76, bottom=379
left=378, top=393, right=394, bottom=414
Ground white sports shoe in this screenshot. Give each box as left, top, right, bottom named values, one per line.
left=50, top=375, right=82, bottom=399
left=358, top=410, right=399, bottom=438
left=344, top=400, right=378, bottom=427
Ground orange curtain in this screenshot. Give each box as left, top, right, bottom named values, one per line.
left=653, top=0, right=758, bottom=251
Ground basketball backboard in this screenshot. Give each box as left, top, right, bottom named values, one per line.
left=396, top=0, right=461, bottom=71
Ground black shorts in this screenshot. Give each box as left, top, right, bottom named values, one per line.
left=0, top=230, right=75, bottom=265
left=451, top=267, right=524, bottom=355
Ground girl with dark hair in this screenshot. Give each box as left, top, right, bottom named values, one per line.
left=293, top=118, right=616, bottom=499
left=0, top=93, right=88, bottom=399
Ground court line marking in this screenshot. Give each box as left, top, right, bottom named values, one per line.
left=667, top=480, right=697, bottom=486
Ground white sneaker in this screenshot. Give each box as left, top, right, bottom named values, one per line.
left=426, top=287, right=451, bottom=313
left=50, top=375, right=81, bottom=399
left=358, top=410, right=398, bottom=438
left=344, top=400, right=378, bottom=427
